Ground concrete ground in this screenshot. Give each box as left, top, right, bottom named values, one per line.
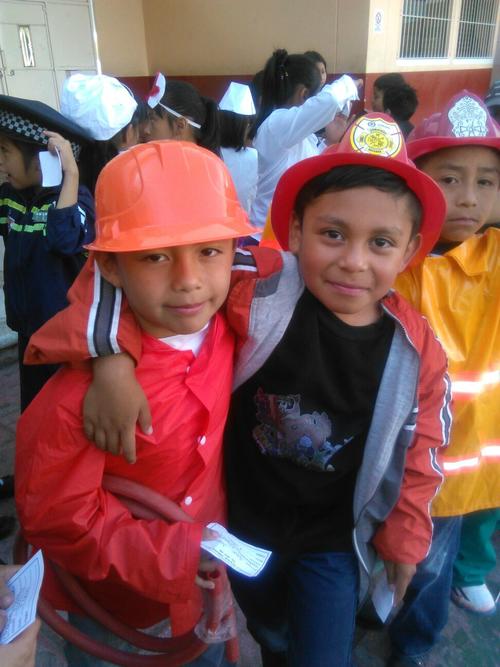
left=0, top=343, right=498, bottom=666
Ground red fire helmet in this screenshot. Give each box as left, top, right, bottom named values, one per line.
left=271, top=113, right=446, bottom=266
left=407, top=90, right=500, bottom=162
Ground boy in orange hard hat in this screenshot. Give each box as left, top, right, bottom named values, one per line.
left=386, top=91, right=500, bottom=666
left=15, top=141, right=256, bottom=666
left=24, top=115, right=452, bottom=664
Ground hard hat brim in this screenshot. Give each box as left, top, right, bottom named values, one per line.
left=407, top=136, right=500, bottom=162
left=85, top=216, right=257, bottom=252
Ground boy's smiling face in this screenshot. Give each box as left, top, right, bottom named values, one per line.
left=418, top=146, right=500, bottom=243
left=289, top=187, right=420, bottom=326
left=97, top=239, right=235, bottom=338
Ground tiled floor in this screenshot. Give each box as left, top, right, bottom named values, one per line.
left=0, top=345, right=498, bottom=666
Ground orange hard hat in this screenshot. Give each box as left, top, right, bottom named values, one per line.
left=271, top=113, right=446, bottom=266
left=86, top=141, right=257, bottom=252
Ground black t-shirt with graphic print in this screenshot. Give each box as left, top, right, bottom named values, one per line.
left=225, top=289, right=395, bottom=554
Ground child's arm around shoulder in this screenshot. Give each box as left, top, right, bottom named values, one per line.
left=25, top=255, right=142, bottom=366
left=226, top=245, right=285, bottom=337
left=373, top=314, right=451, bottom=599
left=25, top=257, right=147, bottom=463
left=28, top=244, right=284, bottom=465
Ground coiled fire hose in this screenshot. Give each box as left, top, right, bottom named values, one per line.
left=14, top=474, right=239, bottom=666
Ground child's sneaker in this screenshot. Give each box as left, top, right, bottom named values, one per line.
left=451, top=584, right=497, bottom=615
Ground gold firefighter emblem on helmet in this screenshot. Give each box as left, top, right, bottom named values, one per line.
left=350, top=117, right=402, bottom=158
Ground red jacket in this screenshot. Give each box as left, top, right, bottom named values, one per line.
left=16, top=315, right=233, bottom=633
left=25, top=247, right=450, bottom=601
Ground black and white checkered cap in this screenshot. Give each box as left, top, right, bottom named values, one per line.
left=0, top=94, right=93, bottom=158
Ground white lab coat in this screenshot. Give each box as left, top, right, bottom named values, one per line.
left=250, top=75, right=358, bottom=230
left=221, top=146, right=258, bottom=216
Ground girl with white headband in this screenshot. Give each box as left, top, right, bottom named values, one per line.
left=147, top=72, right=220, bottom=155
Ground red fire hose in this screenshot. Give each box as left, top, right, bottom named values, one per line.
left=14, top=474, right=239, bottom=666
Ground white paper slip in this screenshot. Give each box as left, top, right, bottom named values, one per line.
left=201, top=522, right=272, bottom=577
left=371, top=569, right=395, bottom=623
left=39, top=149, right=62, bottom=187
left=0, top=550, right=44, bottom=644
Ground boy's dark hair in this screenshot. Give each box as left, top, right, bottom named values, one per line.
left=6, top=136, right=41, bottom=170
left=383, top=84, right=418, bottom=121
left=293, top=165, right=422, bottom=237
left=304, top=50, right=327, bottom=70
left=250, top=49, right=321, bottom=139
left=155, top=80, right=220, bottom=156
left=374, top=73, right=406, bottom=93
left=219, top=110, right=253, bottom=151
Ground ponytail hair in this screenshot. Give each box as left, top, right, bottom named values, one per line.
left=250, top=49, right=321, bottom=138
left=198, top=95, right=220, bottom=156
left=156, top=80, right=221, bottom=155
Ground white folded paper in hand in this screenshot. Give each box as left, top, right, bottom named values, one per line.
left=201, top=522, right=272, bottom=577
left=371, top=569, right=395, bottom=623
left=0, top=550, right=44, bottom=644
left=39, top=148, right=62, bottom=187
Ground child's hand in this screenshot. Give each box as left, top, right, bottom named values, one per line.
left=83, top=354, right=153, bottom=464
left=384, top=561, right=417, bottom=606
left=0, top=565, right=40, bottom=667
left=43, top=130, right=78, bottom=177
left=195, top=527, right=219, bottom=590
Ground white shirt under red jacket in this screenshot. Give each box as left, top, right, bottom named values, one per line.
left=16, top=312, right=233, bottom=635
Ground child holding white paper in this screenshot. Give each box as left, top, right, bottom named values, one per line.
left=0, top=564, right=40, bottom=667
left=0, top=94, right=95, bottom=410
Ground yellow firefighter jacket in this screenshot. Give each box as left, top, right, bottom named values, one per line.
left=395, top=228, right=499, bottom=516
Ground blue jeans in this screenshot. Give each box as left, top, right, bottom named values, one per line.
left=230, top=551, right=359, bottom=667
left=389, top=516, right=462, bottom=659
left=64, top=613, right=235, bottom=667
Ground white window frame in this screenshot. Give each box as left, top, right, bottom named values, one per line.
left=397, top=0, right=500, bottom=65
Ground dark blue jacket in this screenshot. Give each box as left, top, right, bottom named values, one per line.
left=0, top=183, right=95, bottom=338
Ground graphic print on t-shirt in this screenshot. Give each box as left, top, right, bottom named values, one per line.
left=253, top=388, right=354, bottom=472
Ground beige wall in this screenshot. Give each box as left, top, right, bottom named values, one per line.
left=142, top=0, right=364, bottom=76
left=91, top=0, right=498, bottom=79
left=365, top=0, right=400, bottom=73
left=93, top=0, right=149, bottom=76
left=335, top=0, right=370, bottom=73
